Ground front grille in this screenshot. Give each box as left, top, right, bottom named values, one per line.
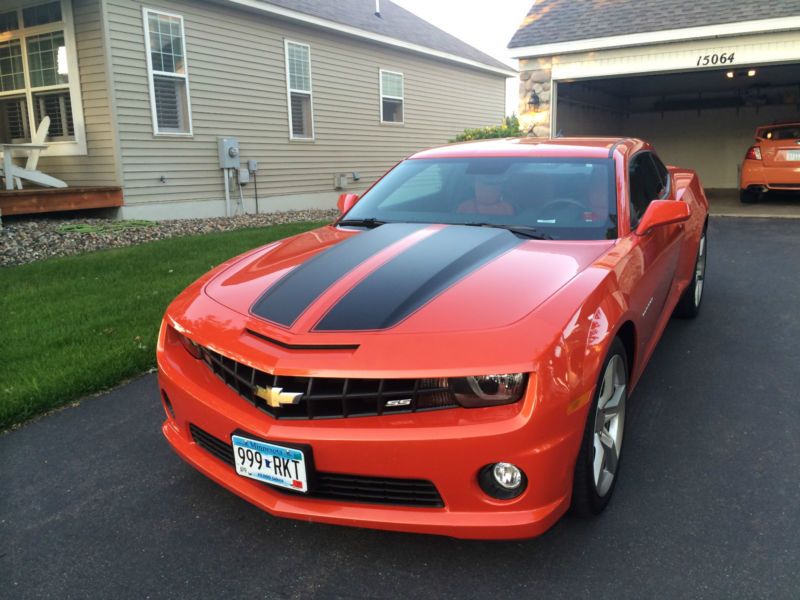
left=199, top=347, right=457, bottom=419
left=189, top=425, right=444, bottom=508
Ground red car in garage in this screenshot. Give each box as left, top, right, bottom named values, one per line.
left=157, top=137, right=709, bottom=539
left=740, top=122, right=800, bottom=203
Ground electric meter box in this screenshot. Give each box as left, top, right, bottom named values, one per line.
left=218, top=137, right=241, bottom=169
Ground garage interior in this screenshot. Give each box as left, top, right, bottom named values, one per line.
left=554, top=63, right=800, bottom=203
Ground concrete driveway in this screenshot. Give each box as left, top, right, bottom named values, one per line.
left=2, top=217, right=799, bottom=599
left=707, top=189, right=800, bottom=218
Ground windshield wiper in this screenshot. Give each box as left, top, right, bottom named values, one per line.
left=337, top=218, right=388, bottom=229
left=462, top=222, right=553, bottom=240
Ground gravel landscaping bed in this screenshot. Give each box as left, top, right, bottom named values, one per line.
left=0, top=209, right=338, bottom=267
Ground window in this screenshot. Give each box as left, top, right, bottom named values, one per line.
left=651, top=153, right=670, bottom=195
left=285, top=40, right=313, bottom=140
left=0, top=1, right=86, bottom=153
left=380, top=70, right=403, bottom=124
left=143, top=8, right=191, bottom=135
left=628, top=152, right=665, bottom=227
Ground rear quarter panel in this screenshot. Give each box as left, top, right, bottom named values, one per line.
left=669, top=167, right=709, bottom=285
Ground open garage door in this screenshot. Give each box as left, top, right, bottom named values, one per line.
left=554, top=63, right=800, bottom=192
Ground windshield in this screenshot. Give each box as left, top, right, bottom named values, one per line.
left=342, top=157, right=618, bottom=240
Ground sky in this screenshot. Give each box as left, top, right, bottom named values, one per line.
left=392, top=0, right=533, bottom=117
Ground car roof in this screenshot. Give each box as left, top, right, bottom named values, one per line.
left=410, top=137, right=646, bottom=160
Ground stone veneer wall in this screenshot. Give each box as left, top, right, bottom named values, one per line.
left=517, top=57, right=553, bottom=138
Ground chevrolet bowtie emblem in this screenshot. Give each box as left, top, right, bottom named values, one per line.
left=254, top=385, right=302, bottom=408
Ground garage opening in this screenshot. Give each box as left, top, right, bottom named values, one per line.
left=554, top=63, right=800, bottom=198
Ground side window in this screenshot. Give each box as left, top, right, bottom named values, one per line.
left=650, top=154, right=669, bottom=197
left=628, top=152, right=662, bottom=227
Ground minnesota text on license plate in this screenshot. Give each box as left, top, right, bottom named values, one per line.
left=231, top=435, right=308, bottom=492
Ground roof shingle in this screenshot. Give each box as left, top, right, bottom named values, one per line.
left=256, top=0, right=511, bottom=72
left=508, top=0, right=800, bottom=49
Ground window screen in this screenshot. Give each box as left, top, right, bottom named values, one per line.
left=0, top=5, right=79, bottom=145
left=26, top=31, right=69, bottom=87
left=0, top=11, right=19, bottom=33
left=0, top=96, right=29, bottom=142
left=380, top=70, right=404, bottom=123
left=22, top=2, right=62, bottom=28
left=144, top=10, right=191, bottom=134
left=33, top=90, right=73, bottom=139
left=286, top=41, right=313, bottom=139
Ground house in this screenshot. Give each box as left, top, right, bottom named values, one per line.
left=508, top=0, right=800, bottom=190
left=0, top=0, right=514, bottom=219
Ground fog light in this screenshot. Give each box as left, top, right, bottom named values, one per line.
left=493, top=463, right=522, bottom=489
left=478, top=462, right=528, bottom=500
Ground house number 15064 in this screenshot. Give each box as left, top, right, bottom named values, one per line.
left=696, top=52, right=735, bottom=66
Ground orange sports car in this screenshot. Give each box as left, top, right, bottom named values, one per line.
left=740, top=122, right=800, bottom=203
left=157, top=137, right=709, bottom=540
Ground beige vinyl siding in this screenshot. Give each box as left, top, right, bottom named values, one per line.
left=105, top=0, right=505, bottom=210
left=35, top=0, right=119, bottom=187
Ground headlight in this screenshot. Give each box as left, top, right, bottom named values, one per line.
left=170, top=326, right=202, bottom=359
left=450, top=374, right=527, bottom=408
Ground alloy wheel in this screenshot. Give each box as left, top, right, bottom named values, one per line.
left=592, top=354, right=626, bottom=497
left=694, top=233, right=707, bottom=307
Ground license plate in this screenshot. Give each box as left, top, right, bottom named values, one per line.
left=784, top=150, right=800, bottom=161
left=232, top=435, right=308, bottom=492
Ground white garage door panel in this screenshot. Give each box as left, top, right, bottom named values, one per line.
left=552, top=31, right=800, bottom=81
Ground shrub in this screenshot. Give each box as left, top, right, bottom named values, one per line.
left=449, top=114, right=523, bottom=143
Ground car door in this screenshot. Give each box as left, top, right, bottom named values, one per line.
left=626, top=152, right=684, bottom=347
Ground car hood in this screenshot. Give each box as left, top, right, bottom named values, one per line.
left=204, top=223, right=614, bottom=335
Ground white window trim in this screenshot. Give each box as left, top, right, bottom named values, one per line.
left=0, top=0, right=87, bottom=156
left=379, top=69, right=404, bottom=125
left=284, top=39, right=315, bottom=141
left=142, top=7, right=193, bottom=137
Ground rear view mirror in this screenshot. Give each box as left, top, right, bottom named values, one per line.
left=337, top=193, right=360, bottom=215
left=635, top=200, right=690, bottom=236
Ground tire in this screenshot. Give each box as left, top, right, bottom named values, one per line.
left=674, top=229, right=707, bottom=319
left=740, top=189, right=759, bottom=203
left=571, top=338, right=628, bottom=517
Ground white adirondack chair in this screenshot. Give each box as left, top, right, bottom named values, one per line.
left=1, top=116, right=68, bottom=191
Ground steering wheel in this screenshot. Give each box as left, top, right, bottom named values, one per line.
left=536, top=198, right=586, bottom=222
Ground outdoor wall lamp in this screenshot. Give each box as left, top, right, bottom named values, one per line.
left=528, top=91, right=541, bottom=111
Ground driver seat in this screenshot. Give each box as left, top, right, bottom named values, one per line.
left=583, top=167, right=610, bottom=222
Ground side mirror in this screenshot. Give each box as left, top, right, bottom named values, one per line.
left=337, top=193, right=360, bottom=215
left=635, top=200, right=690, bottom=236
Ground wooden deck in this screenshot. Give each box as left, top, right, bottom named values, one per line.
left=0, top=186, right=124, bottom=216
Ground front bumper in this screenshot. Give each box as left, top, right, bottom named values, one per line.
left=157, top=334, right=579, bottom=540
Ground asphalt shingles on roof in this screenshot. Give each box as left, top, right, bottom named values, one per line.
left=258, top=0, right=511, bottom=71
left=508, top=0, right=800, bottom=48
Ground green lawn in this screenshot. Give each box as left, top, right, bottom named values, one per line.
left=0, top=221, right=327, bottom=430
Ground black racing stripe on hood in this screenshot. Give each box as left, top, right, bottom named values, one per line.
left=251, top=223, right=426, bottom=327
left=314, top=226, right=521, bottom=331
